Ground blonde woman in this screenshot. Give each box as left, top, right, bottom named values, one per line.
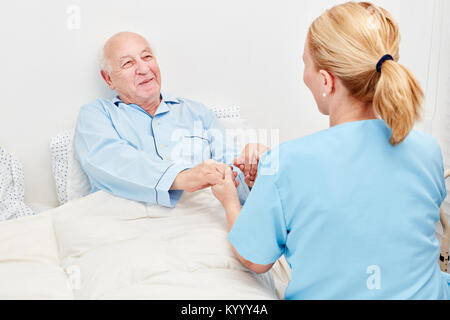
left=212, top=2, right=450, bottom=299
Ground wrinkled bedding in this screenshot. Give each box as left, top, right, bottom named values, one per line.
left=0, top=188, right=288, bottom=300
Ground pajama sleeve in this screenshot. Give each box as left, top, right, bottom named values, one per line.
left=74, top=103, right=191, bottom=208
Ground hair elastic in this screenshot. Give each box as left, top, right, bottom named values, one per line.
left=376, top=54, right=394, bottom=73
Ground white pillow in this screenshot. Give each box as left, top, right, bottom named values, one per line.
left=0, top=147, right=35, bottom=221
left=50, top=130, right=91, bottom=206
left=50, top=107, right=249, bottom=206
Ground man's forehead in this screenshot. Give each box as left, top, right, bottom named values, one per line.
left=105, top=33, right=152, bottom=59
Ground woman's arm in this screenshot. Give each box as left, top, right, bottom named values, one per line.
left=212, top=167, right=274, bottom=274
left=227, top=204, right=274, bottom=273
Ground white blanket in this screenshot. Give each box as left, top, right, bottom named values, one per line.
left=0, top=188, right=284, bottom=299
left=0, top=212, right=73, bottom=299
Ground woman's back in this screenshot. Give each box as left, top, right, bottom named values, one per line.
left=279, top=119, right=448, bottom=299
left=252, top=120, right=448, bottom=299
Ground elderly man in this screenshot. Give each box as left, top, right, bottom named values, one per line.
left=74, top=32, right=263, bottom=207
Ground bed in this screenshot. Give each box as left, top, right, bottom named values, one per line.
left=0, top=106, right=291, bottom=300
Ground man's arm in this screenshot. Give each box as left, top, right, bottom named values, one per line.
left=75, top=103, right=198, bottom=207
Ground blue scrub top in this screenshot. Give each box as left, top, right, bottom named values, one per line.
left=229, top=119, right=450, bottom=300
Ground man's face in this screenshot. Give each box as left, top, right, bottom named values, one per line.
left=102, top=33, right=162, bottom=106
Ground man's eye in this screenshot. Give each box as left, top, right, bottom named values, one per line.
left=143, top=55, right=152, bottom=60
left=122, top=61, right=132, bottom=68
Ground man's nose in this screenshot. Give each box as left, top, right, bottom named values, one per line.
left=135, top=60, right=150, bottom=75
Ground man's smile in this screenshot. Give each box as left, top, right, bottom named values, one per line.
left=137, top=78, right=154, bottom=86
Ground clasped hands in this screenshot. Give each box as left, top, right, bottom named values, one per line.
left=172, top=143, right=269, bottom=208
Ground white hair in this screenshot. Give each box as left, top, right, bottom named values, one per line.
left=98, top=44, right=111, bottom=73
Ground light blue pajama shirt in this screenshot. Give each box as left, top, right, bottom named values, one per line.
left=229, top=119, right=450, bottom=300
left=74, top=92, right=249, bottom=207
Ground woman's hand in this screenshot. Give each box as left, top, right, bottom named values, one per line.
left=234, top=143, right=270, bottom=188
left=212, top=166, right=241, bottom=211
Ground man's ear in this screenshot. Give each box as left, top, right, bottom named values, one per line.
left=319, top=70, right=335, bottom=95
left=100, top=70, right=115, bottom=90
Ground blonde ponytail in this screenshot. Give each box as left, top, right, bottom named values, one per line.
left=373, top=60, right=423, bottom=145
left=308, top=1, right=424, bottom=146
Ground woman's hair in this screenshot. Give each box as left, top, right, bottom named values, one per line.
left=307, top=1, right=423, bottom=145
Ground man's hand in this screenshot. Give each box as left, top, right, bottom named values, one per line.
left=171, top=160, right=238, bottom=193
left=234, top=143, right=269, bottom=188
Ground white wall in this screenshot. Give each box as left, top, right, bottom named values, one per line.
left=0, top=0, right=445, bottom=206
left=426, top=0, right=450, bottom=223
left=427, top=0, right=450, bottom=166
